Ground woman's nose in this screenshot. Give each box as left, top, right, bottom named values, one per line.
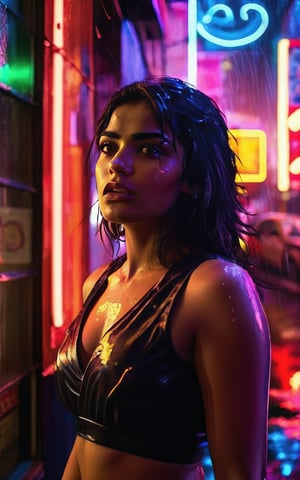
left=109, top=149, right=133, bottom=176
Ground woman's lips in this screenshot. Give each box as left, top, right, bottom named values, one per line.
left=103, top=182, right=133, bottom=199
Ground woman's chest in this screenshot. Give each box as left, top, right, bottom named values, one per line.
left=79, top=272, right=168, bottom=368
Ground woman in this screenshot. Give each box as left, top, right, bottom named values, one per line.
left=55, top=77, right=271, bottom=479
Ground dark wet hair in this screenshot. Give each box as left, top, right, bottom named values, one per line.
left=92, top=76, right=253, bottom=266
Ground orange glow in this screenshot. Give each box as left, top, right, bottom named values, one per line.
left=52, top=0, right=64, bottom=327
left=229, top=129, right=267, bottom=183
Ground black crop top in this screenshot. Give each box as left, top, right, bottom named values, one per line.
left=55, top=255, right=208, bottom=464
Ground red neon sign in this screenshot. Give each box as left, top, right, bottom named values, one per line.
left=277, top=39, right=300, bottom=192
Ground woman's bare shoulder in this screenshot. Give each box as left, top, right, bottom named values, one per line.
left=82, top=263, right=110, bottom=302
left=189, top=256, right=253, bottom=294
left=185, top=256, right=266, bottom=334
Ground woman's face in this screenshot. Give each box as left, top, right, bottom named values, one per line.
left=95, top=100, right=184, bottom=228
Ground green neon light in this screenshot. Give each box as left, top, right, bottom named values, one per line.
left=0, top=61, right=34, bottom=95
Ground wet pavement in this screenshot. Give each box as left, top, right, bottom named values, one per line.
left=268, top=388, right=300, bottom=479
left=266, top=281, right=300, bottom=479
left=201, top=381, right=300, bottom=479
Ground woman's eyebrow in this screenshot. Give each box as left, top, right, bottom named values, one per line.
left=100, top=130, right=172, bottom=144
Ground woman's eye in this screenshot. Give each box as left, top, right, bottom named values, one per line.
left=99, top=142, right=115, bottom=154
left=140, top=145, right=161, bottom=157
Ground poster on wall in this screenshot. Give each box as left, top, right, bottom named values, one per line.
left=0, top=207, right=32, bottom=265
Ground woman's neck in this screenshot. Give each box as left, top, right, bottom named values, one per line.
left=121, top=226, right=182, bottom=280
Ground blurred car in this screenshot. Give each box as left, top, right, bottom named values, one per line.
left=248, top=212, right=300, bottom=284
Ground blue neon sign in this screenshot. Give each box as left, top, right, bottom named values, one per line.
left=197, top=2, right=269, bottom=48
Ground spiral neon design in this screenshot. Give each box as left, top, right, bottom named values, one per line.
left=197, top=3, right=269, bottom=47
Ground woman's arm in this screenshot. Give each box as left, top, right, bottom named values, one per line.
left=190, top=259, right=271, bottom=480
left=62, top=440, right=81, bottom=480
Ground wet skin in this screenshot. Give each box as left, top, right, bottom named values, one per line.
left=96, top=100, right=185, bottom=231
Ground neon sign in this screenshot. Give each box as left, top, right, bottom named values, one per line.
left=229, top=129, right=267, bottom=183
left=197, top=3, right=269, bottom=48
left=188, top=0, right=198, bottom=85
left=277, top=39, right=300, bottom=192
left=52, top=0, right=64, bottom=327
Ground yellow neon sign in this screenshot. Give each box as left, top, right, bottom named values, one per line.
left=229, top=129, right=267, bottom=183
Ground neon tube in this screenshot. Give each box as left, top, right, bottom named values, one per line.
left=187, top=0, right=197, bottom=86
left=197, top=3, right=269, bottom=48
left=277, top=39, right=290, bottom=192
left=52, top=0, right=64, bottom=327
